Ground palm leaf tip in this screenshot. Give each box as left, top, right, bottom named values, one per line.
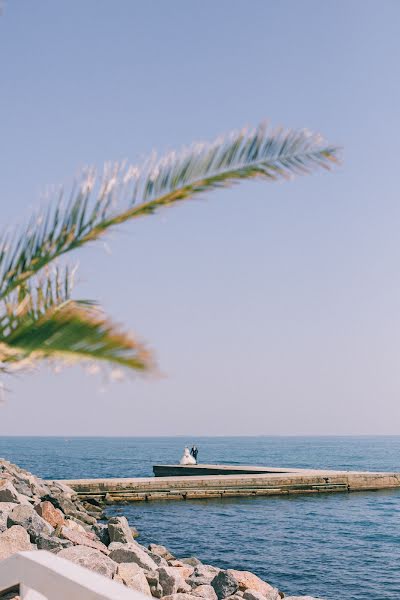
left=121, top=124, right=340, bottom=215
left=0, top=120, right=340, bottom=301
left=0, top=301, right=153, bottom=373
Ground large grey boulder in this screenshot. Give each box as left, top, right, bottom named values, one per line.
left=149, top=542, right=175, bottom=561
left=49, top=481, right=77, bottom=500
left=211, top=571, right=239, bottom=600
left=57, top=545, right=117, bottom=578
left=92, top=522, right=110, bottom=546
left=0, top=502, right=17, bottom=533
left=36, top=533, right=72, bottom=553
left=150, top=582, right=164, bottom=598
left=226, top=570, right=278, bottom=597
left=0, top=480, right=29, bottom=504
left=63, top=518, right=89, bottom=535
left=108, top=516, right=135, bottom=544
left=44, top=494, right=77, bottom=515
left=43, top=493, right=96, bottom=525
left=72, top=510, right=96, bottom=525
left=0, top=525, right=34, bottom=559
left=146, top=570, right=163, bottom=598
left=113, top=563, right=151, bottom=595
left=0, top=461, right=50, bottom=498
left=28, top=477, right=51, bottom=498
left=7, top=503, right=54, bottom=543
left=82, top=500, right=103, bottom=514
left=169, top=560, right=195, bottom=578
left=16, top=471, right=50, bottom=498
left=12, top=478, right=33, bottom=497
left=146, top=570, right=159, bottom=586
left=145, top=548, right=168, bottom=566
left=189, top=565, right=221, bottom=587
left=158, top=566, right=192, bottom=596
left=83, top=503, right=105, bottom=519
left=181, top=557, right=203, bottom=567
left=243, top=590, right=281, bottom=600
left=60, top=526, right=109, bottom=554
left=66, top=515, right=101, bottom=536
left=108, top=541, right=158, bottom=570
left=192, top=584, right=218, bottom=600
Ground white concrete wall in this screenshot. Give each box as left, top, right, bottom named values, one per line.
left=0, top=551, right=147, bottom=600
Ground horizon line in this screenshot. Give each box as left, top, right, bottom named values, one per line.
left=1, top=433, right=400, bottom=438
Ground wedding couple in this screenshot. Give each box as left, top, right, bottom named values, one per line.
left=180, top=445, right=199, bottom=465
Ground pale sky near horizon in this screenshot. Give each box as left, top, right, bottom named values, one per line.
left=1, top=1, right=400, bottom=436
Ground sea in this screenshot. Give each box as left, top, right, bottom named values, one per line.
left=0, top=436, right=399, bottom=600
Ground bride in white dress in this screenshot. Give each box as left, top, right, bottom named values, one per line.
left=180, top=447, right=196, bottom=465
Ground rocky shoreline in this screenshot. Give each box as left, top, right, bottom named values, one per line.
left=0, top=460, right=322, bottom=600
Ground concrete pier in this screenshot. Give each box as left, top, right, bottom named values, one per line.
left=152, top=464, right=291, bottom=477
left=58, top=465, right=400, bottom=503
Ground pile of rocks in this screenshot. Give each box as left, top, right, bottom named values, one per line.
left=0, top=460, right=322, bottom=600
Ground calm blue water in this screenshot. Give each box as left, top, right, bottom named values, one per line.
left=0, top=436, right=399, bottom=600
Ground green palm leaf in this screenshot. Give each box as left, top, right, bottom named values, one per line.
left=0, top=122, right=339, bottom=300
left=0, top=300, right=151, bottom=372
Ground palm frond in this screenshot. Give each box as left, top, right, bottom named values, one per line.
left=0, top=300, right=151, bottom=373
left=0, top=122, right=339, bottom=299
left=0, top=264, right=78, bottom=339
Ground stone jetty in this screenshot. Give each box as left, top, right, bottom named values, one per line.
left=0, top=459, right=322, bottom=599
left=60, top=465, right=400, bottom=503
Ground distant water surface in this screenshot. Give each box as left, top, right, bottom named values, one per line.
left=0, top=436, right=399, bottom=600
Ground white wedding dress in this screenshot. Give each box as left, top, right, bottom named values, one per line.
left=180, top=447, right=196, bottom=465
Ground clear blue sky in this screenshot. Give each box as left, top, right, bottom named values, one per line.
left=1, top=1, right=400, bottom=435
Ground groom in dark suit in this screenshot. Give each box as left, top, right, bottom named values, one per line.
left=190, top=445, right=198, bottom=463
